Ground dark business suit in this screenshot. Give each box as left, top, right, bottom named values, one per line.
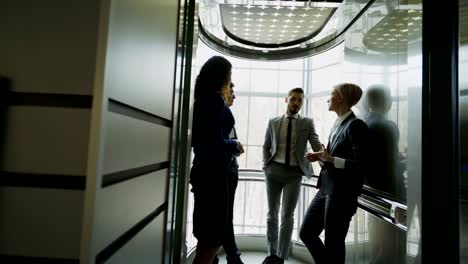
left=263, top=114, right=322, bottom=258
left=190, top=92, right=238, bottom=247
left=299, top=112, right=368, bottom=264
left=223, top=128, right=241, bottom=258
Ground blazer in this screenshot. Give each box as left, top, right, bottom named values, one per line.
left=263, top=114, right=322, bottom=178
left=317, top=112, right=369, bottom=197
left=190, top=92, right=237, bottom=185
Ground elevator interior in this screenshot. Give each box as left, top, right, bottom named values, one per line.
left=171, top=0, right=466, bottom=263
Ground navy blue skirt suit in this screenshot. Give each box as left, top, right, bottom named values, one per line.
left=190, top=91, right=238, bottom=247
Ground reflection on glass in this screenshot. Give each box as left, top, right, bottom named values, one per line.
left=341, top=0, right=413, bottom=206
left=362, top=85, right=407, bottom=202
left=367, top=211, right=406, bottom=263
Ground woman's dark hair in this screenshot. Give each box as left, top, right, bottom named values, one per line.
left=194, top=56, right=232, bottom=99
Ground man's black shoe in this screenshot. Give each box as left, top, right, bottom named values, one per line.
left=261, top=255, right=284, bottom=264
left=226, top=254, right=244, bottom=264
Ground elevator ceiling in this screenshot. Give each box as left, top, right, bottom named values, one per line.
left=197, top=0, right=422, bottom=60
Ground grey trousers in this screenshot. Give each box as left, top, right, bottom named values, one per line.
left=265, top=162, right=303, bottom=259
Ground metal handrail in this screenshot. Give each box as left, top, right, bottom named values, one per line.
left=238, top=170, right=408, bottom=231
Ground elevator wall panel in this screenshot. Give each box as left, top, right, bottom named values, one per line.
left=102, top=112, right=171, bottom=174
left=0, top=187, right=83, bottom=259
left=80, top=0, right=180, bottom=263
left=1, top=106, right=91, bottom=175
left=104, top=0, right=178, bottom=119
left=106, top=213, right=166, bottom=264
left=93, top=170, right=168, bottom=251
left=0, top=0, right=99, bottom=95
left=0, top=1, right=101, bottom=262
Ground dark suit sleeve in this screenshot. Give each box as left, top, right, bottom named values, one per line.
left=307, top=118, right=322, bottom=152
left=215, top=104, right=238, bottom=155
left=192, top=96, right=237, bottom=156
left=344, top=119, right=369, bottom=172
left=263, top=119, right=272, bottom=165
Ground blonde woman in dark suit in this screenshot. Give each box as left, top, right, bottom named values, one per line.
left=300, top=83, right=369, bottom=264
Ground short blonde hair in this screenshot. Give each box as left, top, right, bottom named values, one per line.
left=334, top=83, right=363, bottom=107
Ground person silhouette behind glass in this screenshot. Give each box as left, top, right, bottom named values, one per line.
left=300, top=83, right=368, bottom=264
left=363, top=84, right=406, bottom=200
left=212, top=82, right=244, bottom=264
left=190, top=56, right=244, bottom=264
left=363, top=85, right=406, bottom=264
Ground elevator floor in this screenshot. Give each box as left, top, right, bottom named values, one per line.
left=217, top=252, right=307, bottom=264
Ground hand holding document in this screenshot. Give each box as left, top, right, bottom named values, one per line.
left=319, top=144, right=334, bottom=162
left=305, top=144, right=334, bottom=163
left=305, top=151, right=323, bottom=162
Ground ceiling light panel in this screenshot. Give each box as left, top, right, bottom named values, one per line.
left=220, top=3, right=337, bottom=48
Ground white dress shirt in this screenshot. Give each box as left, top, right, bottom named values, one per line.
left=274, top=113, right=299, bottom=166
left=329, top=111, right=352, bottom=169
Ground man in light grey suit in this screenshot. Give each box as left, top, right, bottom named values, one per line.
left=262, top=87, right=322, bottom=264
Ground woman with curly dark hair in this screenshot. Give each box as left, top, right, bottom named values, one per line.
left=190, top=56, right=244, bottom=264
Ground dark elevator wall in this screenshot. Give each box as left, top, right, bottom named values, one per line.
left=0, top=0, right=181, bottom=263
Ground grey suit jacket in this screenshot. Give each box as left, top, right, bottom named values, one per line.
left=262, top=114, right=322, bottom=178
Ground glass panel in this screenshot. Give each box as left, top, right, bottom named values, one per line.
left=251, top=60, right=280, bottom=70
left=310, top=42, right=344, bottom=67
left=230, top=96, right=250, bottom=143
left=460, top=0, right=468, bottom=262
left=309, top=66, right=345, bottom=92
left=230, top=95, right=250, bottom=169
left=231, top=68, right=251, bottom=92
left=278, top=70, right=303, bottom=93
left=279, top=59, right=304, bottom=71
left=230, top=56, right=253, bottom=68
left=309, top=95, right=337, bottom=174
left=340, top=0, right=413, bottom=205
left=245, top=146, right=264, bottom=170
left=246, top=97, right=279, bottom=145
left=250, top=69, right=279, bottom=93
left=276, top=97, right=287, bottom=117
left=234, top=181, right=268, bottom=234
